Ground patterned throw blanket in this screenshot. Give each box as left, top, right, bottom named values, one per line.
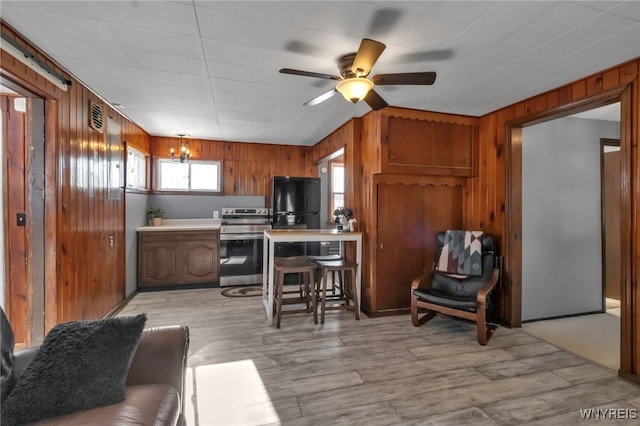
left=437, top=230, right=484, bottom=278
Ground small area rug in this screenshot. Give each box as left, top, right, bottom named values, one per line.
left=221, top=286, right=263, bottom=298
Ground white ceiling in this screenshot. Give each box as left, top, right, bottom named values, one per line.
left=570, top=102, right=620, bottom=121
left=1, top=1, right=638, bottom=146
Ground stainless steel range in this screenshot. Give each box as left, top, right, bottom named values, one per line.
left=219, top=207, right=271, bottom=287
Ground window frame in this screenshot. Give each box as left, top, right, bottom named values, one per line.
left=328, top=161, right=344, bottom=222
left=153, top=158, right=224, bottom=195
left=124, top=144, right=150, bottom=193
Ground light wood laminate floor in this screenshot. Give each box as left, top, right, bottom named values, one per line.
left=118, top=289, right=640, bottom=426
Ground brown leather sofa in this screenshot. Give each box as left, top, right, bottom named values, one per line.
left=1, top=310, right=190, bottom=426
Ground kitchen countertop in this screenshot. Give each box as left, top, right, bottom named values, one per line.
left=136, top=218, right=222, bottom=232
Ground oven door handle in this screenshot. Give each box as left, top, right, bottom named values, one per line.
left=220, top=233, right=264, bottom=241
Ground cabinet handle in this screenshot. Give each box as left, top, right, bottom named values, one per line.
left=379, top=243, right=384, bottom=250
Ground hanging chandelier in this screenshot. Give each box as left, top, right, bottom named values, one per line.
left=170, top=133, right=191, bottom=163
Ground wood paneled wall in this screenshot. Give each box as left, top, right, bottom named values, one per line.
left=310, top=119, right=361, bottom=265
left=1, top=23, right=151, bottom=334
left=150, top=137, right=314, bottom=196
left=310, top=119, right=359, bottom=211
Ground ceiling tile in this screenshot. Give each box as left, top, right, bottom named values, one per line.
left=606, top=0, right=640, bottom=20
left=304, top=2, right=379, bottom=38
left=429, top=1, right=499, bottom=26
left=170, top=73, right=212, bottom=89
left=553, top=11, right=638, bottom=48
left=471, top=1, right=557, bottom=35
left=515, top=2, right=603, bottom=42
left=196, top=6, right=253, bottom=45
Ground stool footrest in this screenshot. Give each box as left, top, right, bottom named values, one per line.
left=273, top=257, right=318, bottom=328
left=317, top=261, right=360, bottom=324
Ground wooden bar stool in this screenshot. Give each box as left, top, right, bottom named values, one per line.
left=273, top=256, right=318, bottom=328
left=307, top=254, right=342, bottom=296
left=314, top=259, right=360, bottom=324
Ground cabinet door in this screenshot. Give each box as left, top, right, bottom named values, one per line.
left=376, top=183, right=427, bottom=311
left=182, top=241, right=219, bottom=283
left=387, top=117, right=432, bottom=166
left=375, top=183, right=464, bottom=313
left=138, top=242, right=180, bottom=286
left=431, top=122, right=473, bottom=168
left=383, top=115, right=476, bottom=176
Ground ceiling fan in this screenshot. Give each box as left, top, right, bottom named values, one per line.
left=279, top=38, right=436, bottom=111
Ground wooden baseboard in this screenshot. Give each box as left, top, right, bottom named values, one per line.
left=103, top=291, right=139, bottom=318
left=618, top=370, right=640, bottom=386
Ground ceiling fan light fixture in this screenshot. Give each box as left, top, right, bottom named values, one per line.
left=336, top=78, right=374, bottom=103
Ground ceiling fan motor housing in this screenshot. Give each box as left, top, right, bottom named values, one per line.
left=338, top=53, right=357, bottom=78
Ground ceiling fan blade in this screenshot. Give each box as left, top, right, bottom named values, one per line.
left=284, top=40, right=327, bottom=56
left=394, top=49, right=453, bottom=64
left=372, top=72, right=437, bottom=86
left=279, top=68, right=341, bottom=81
left=304, top=89, right=338, bottom=106
left=351, top=38, right=386, bottom=77
left=367, top=8, right=403, bottom=38
left=363, top=89, right=388, bottom=111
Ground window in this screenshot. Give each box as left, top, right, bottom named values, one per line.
left=156, top=159, right=222, bottom=193
left=329, top=162, right=344, bottom=219
left=126, top=146, right=148, bottom=190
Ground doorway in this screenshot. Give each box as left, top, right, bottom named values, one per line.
left=510, top=96, right=629, bottom=373
left=1, top=80, right=46, bottom=348
left=520, top=104, right=620, bottom=321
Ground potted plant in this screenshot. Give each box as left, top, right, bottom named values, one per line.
left=148, top=207, right=164, bottom=226
left=333, top=207, right=352, bottom=231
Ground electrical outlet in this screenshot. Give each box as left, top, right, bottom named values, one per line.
left=213, top=210, right=219, bottom=218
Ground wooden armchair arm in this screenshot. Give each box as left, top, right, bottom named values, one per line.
left=411, top=263, right=435, bottom=291
left=477, top=268, right=500, bottom=304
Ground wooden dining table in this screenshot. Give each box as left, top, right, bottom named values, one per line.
left=262, top=229, right=363, bottom=327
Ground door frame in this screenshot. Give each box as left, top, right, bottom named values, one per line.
left=506, top=85, right=633, bottom=375
left=1, top=72, right=57, bottom=346
left=600, top=137, right=621, bottom=305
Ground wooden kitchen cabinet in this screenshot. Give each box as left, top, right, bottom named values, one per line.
left=362, top=176, right=464, bottom=316
left=182, top=241, right=219, bottom=283
left=138, top=230, right=219, bottom=288
left=381, top=110, right=478, bottom=177
left=325, top=107, right=479, bottom=316
left=138, top=241, right=181, bottom=285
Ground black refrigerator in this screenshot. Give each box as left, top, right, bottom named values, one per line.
left=271, top=176, right=321, bottom=257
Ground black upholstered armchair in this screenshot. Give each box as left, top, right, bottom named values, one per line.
left=410, top=231, right=502, bottom=345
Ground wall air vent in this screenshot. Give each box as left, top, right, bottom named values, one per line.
left=89, top=101, right=104, bottom=133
